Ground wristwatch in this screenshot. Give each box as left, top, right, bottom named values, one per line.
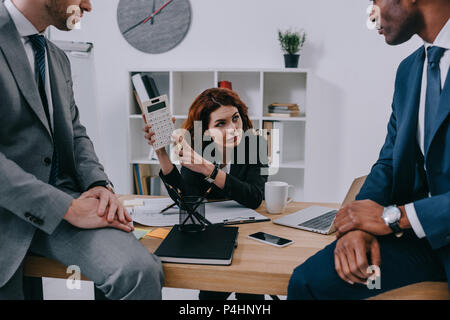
left=382, top=205, right=403, bottom=238
left=88, top=180, right=115, bottom=194
left=205, top=164, right=220, bottom=184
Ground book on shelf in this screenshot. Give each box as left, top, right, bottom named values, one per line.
left=273, top=121, right=283, bottom=165
left=266, top=103, right=301, bottom=118
left=133, top=164, right=142, bottom=195
left=141, top=75, right=160, bottom=98
left=131, top=73, right=161, bottom=113
left=133, top=164, right=153, bottom=195
left=265, top=112, right=300, bottom=118
left=133, top=164, right=168, bottom=196
left=262, top=121, right=283, bottom=165
left=262, top=121, right=273, bottom=164
left=150, top=176, right=161, bottom=196
left=154, top=225, right=239, bottom=265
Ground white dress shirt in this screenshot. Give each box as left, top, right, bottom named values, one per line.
left=405, top=19, right=450, bottom=239
left=5, top=0, right=54, bottom=130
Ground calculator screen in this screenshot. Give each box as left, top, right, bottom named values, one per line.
left=147, top=101, right=166, bottom=113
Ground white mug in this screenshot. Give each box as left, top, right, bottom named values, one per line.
left=265, top=181, right=294, bottom=214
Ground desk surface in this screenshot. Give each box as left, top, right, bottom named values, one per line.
left=24, top=197, right=339, bottom=296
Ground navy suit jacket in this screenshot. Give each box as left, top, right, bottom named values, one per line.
left=356, top=46, right=450, bottom=254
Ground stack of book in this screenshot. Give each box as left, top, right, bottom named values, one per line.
left=133, top=163, right=168, bottom=196
left=266, top=103, right=300, bottom=118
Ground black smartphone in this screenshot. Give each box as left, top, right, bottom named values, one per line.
left=248, top=232, right=293, bottom=247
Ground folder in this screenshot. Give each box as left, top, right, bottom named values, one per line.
left=154, top=225, right=239, bottom=265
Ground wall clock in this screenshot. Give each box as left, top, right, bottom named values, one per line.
left=117, top=0, right=192, bottom=54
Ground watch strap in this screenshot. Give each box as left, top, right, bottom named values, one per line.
left=205, top=164, right=220, bottom=184
left=389, top=221, right=403, bottom=235
left=87, top=180, right=115, bottom=193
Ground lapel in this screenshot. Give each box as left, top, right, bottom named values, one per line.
left=393, top=47, right=425, bottom=201
left=47, top=43, right=72, bottom=135
left=426, top=67, right=450, bottom=159
left=46, top=42, right=76, bottom=171
left=0, top=3, right=52, bottom=138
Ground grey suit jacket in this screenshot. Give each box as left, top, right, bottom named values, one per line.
left=0, top=2, right=109, bottom=287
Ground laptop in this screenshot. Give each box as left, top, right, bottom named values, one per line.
left=273, top=176, right=367, bottom=235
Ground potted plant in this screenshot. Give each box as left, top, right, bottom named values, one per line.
left=278, top=29, right=306, bottom=68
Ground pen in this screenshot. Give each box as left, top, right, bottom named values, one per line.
left=222, top=217, right=271, bottom=225
left=160, top=202, right=177, bottom=214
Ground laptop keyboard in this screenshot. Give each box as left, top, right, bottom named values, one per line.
left=298, top=210, right=337, bottom=231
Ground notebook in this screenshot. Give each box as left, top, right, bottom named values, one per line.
left=154, top=225, right=239, bottom=265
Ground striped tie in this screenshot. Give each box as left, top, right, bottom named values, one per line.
left=28, top=34, right=59, bottom=186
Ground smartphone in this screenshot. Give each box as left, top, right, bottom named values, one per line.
left=248, top=232, right=293, bottom=248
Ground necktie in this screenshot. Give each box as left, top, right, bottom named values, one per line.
left=424, top=46, right=446, bottom=153
left=28, top=34, right=59, bottom=186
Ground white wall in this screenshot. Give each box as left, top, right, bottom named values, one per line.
left=51, top=0, right=422, bottom=203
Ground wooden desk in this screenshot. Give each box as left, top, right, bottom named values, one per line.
left=24, top=197, right=338, bottom=295
left=23, top=196, right=450, bottom=299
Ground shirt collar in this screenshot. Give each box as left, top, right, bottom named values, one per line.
left=4, top=0, right=40, bottom=37
left=423, top=18, right=450, bottom=51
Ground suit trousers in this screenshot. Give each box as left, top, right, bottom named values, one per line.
left=287, top=231, right=447, bottom=300
left=0, top=221, right=165, bottom=300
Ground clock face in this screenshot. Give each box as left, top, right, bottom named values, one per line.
left=117, top=0, right=192, bottom=54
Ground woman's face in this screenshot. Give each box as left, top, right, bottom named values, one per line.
left=206, top=105, right=244, bottom=149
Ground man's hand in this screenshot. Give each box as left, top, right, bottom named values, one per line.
left=63, top=198, right=133, bottom=232
left=79, top=186, right=132, bottom=225
left=334, top=200, right=391, bottom=238
left=334, top=230, right=381, bottom=285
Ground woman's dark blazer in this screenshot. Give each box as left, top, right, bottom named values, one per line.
left=159, top=135, right=269, bottom=209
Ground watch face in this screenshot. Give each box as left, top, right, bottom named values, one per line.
left=383, top=206, right=401, bottom=224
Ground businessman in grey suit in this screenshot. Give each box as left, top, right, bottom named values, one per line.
left=0, top=0, right=164, bottom=299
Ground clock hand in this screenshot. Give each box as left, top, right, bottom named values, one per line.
left=151, top=0, right=155, bottom=25
left=142, top=0, right=173, bottom=24
left=123, top=0, right=173, bottom=35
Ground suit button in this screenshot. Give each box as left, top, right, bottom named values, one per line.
left=44, top=157, right=52, bottom=166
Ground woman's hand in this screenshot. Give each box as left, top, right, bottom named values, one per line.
left=142, top=117, right=176, bottom=174
left=174, top=133, right=215, bottom=177
left=142, top=120, right=171, bottom=154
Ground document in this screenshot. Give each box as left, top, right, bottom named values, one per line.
left=129, top=198, right=179, bottom=227
left=128, top=198, right=269, bottom=227
left=205, top=201, right=270, bottom=225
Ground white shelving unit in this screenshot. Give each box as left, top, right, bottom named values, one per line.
left=127, top=68, right=310, bottom=201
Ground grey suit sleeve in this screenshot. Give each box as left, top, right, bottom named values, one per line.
left=63, top=53, right=109, bottom=191
left=0, top=151, right=73, bottom=235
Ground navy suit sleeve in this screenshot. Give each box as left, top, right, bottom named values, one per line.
left=356, top=108, right=396, bottom=206
left=414, top=192, right=450, bottom=249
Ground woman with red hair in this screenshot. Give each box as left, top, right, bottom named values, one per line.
left=143, top=87, right=268, bottom=209
left=143, top=88, right=268, bottom=300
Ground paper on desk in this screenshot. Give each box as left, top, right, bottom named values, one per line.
left=133, top=228, right=151, bottom=240
left=129, top=198, right=179, bottom=227
left=205, top=200, right=268, bottom=224
left=128, top=199, right=267, bottom=227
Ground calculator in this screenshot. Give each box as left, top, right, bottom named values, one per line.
left=142, top=95, right=175, bottom=150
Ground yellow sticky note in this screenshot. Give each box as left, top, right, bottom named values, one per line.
left=145, top=228, right=170, bottom=239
